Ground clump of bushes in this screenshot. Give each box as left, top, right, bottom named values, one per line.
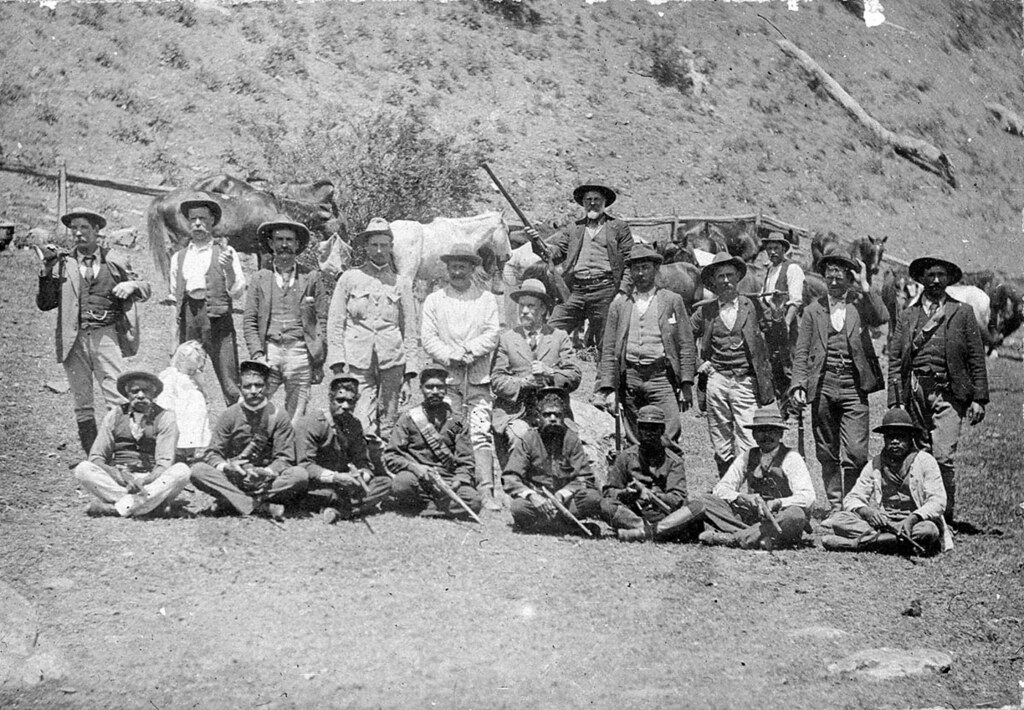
left=638, top=31, right=709, bottom=97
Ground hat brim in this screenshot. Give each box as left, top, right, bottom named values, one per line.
left=510, top=288, right=553, bottom=307
left=817, top=254, right=860, bottom=275
left=179, top=199, right=222, bottom=226
left=440, top=253, right=483, bottom=266
left=873, top=423, right=922, bottom=435
left=762, top=236, right=792, bottom=250
left=239, top=360, right=272, bottom=380
left=700, top=257, right=748, bottom=290
left=354, top=228, right=393, bottom=247
left=329, top=375, right=360, bottom=391
left=257, top=220, right=311, bottom=254
left=61, top=210, right=107, bottom=230
left=572, top=184, right=617, bottom=207
left=419, top=365, right=449, bottom=382
left=909, top=257, right=963, bottom=285
left=116, top=371, right=164, bottom=399
left=628, top=254, right=665, bottom=265
left=743, top=422, right=788, bottom=431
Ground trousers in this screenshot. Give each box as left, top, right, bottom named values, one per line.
left=697, top=493, right=807, bottom=548
left=510, top=487, right=605, bottom=533
left=189, top=462, right=308, bottom=515
left=446, top=379, right=494, bottom=454
left=64, top=325, right=124, bottom=424
left=181, top=304, right=240, bottom=406
left=704, top=371, right=758, bottom=471
left=265, top=340, right=311, bottom=426
left=306, top=476, right=393, bottom=514
left=812, top=373, right=869, bottom=512
left=389, top=470, right=482, bottom=517
left=349, top=355, right=405, bottom=444
left=822, top=510, right=941, bottom=554
left=924, top=390, right=966, bottom=522
left=620, top=364, right=681, bottom=443
left=549, top=281, right=617, bottom=364
left=74, top=461, right=191, bottom=517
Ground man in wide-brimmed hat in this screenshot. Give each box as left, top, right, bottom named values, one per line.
left=598, top=243, right=696, bottom=443
left=328, top=217, right=418, bottom=478
left=690, top=251, right=774, bottom=477
left=759, top=231, right=805, bottom=407
left=821, top=407, right=952, bottom=555
left=168, top=192, right=246, bottom=406
left=420, top=243, right=501, bottom=510
left=72, top=371, right=190, bottom=518
left=243, top=218, right=326, bottom=426
left=37, top=207, right=152, bottom=454
left=887, top=254, right=987, bottom=526
left=790, top=244, right=888, bottom=514
left=491, top=278, right=581, bottom=466
left=524, top=180, right=634, bottom=368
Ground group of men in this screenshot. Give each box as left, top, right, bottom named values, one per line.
left=38, top=180, right=989, bottom=555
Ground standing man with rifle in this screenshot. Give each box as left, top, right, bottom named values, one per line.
left=759, top=231, right=805, bottom=412
left=385, top=364, right=483, bottom=521
left=190, top=360, right=308, bottom=520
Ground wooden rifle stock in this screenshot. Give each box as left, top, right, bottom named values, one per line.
left=884, top=521, right=927, bottom=555
left=632, top=480, right=672, bottom=514
left=539, top=485, right=593, bottom=538
left=756, top=496, right=784, bottom=535
left=423, top=467, right=484, bottom=525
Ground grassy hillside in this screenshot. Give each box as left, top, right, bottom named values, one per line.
left=1, top=0, right=1022, bottom=269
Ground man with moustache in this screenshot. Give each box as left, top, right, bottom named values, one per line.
left=790, top=245, right=887, bottom=514
left=243, top=218, right=326, bottom=426
left=168, top=194, right=246, bottom=406
left=759, top=231, right=805, bottom=407
left=37, top=207, right=152, bottom=454
left=72, top=371, right=191, bottom=518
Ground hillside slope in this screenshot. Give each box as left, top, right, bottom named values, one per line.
left=1, top=0, right=1022, bottom=270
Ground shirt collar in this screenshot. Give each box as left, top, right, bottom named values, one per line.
left=240, top=399, right=268, bottom=412
left=188, top=240, right=213, bottom=253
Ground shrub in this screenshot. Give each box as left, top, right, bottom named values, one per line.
left=463, top=0, right=542, bottom=29
left=0, top=81, right=28, bottom=106
left=640, top=31, right=707, bottom=95
left=71, top=4, right=107, bottom=30
left=261, top=44, right=307, bottom=79
left=152, top=1, right=196, bottom=28
left=34, top=103, right=58, bottom=125
left=160, top=41, right=190, bottom=70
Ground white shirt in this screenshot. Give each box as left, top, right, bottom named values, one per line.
left=169, top=242, right=246, bottom=302
left=715, top=446, right=816, bottom=510
left=634, top=288, right=656, bottom=317
left=77, top=251, right=100, bottom=280
left=274, top=264, right=297, bottom=291
left=718, top=298, right=739, bottom=330
left=764, top=262, right=805, bottom=307
left=828, top=297, right=847, bottom=331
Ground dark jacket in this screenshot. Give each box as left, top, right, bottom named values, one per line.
left=294, top=409, right=372, bottom=481
left=502, top=428, right=596, bottom=498
left=548, top=216, right=634, bottom=292
left=691, top=296, right=774, bottom=405
left=790, top=291, right=888, bottom=402
left=603, top=443, right=688, bottom=511
left=385, top=405, right=475, bottom=485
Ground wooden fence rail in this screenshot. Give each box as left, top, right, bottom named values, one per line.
left=0, top=160, right=171, bottom=198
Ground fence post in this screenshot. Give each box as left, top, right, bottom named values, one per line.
left=56, top=157, right=68, bottom=232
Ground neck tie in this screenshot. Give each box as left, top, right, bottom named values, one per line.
left=81, top=257, right=96, bottom=286
left=528, top=331, right=539, bottom=353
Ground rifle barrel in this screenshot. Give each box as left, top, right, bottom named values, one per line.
left=540, top=485, right=593, bottom=538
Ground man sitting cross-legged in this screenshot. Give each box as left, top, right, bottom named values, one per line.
left=73, top=371, right=190, bottom=518
left=295, top=375, right=392, bottom=524
left=821, top=407, right=953, bottom=556
left=190, top=360, right=308, bottom=520
left=503, top=387, right=643, bottom=536
left=385, top=364, right=482, bottom=519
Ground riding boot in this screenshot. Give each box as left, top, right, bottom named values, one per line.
left=474, top=449, right=501, bottom=511
left=77, top=419, right=98, bottom=455
left=609, top=505, right=644, bottom=531
left=652, top=505, right=699, bottom=542
left=366, top=436, right=387, bottom=478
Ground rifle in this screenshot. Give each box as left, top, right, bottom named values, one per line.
left=533, top=484, right=593, bottom=538
left=755, top=496, right=784, bottom=535
left=346, top=464, right=378, bottom=535
left=883, top=521, right=927, bottom=555
left=796, top=405, right=805, bottom=458
left=421, top=466, right=484, bottom=525
left=631, top=480, right=673, bottom=514
left=480, top=162, right=571, bottom=302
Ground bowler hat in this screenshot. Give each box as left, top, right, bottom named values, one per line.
left=257, top=218, right=311, bottom=254
left=440, top=243, right=482, bottom=266
left=637, top=405, right=666, bottom=426
left=178, top=194, right=222, bottom=226
left=329, top=375, right=360, bottom=393
left=817, top=244, right=859, bottom=275
left=762, top=231, right=792, bottom=251
left=572, top=181, right=617, bottom=207
left=510, top=278, right=554, bottom=308
left=628, top=243, right=664, bottom=265
left=873, top=407, right=922, bottom=435
left=909, top=256, right=963, bottom=286
left=116, top=371, right=163, bottom=399
left=700, top=251, right=748, bottom=290
left=419, top=363, right=449, bottom=382
left=239, top=359, right=271, bottom=381
left=353, top=217, right=393, bottom=247
left=61, top=208, right=107, bottom=230
left=743, top=406, right=788, bottom=431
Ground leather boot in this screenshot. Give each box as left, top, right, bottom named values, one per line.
left=77, top=419, right=98, bottom=455
left=474, top=449, right=501, bottom=511
left=651, top=505, right=698, bottom=542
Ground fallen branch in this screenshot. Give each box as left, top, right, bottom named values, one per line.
left=776, top=39, right=957, bottom=188
left=985, top=102, right=1024, bottom=136
left=0, top=160, right=171, bottom=197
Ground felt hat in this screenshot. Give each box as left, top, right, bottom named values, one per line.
left=762, top=231, right=791, bottom=251
left=637, top=405, right=666, bottom=426
left=510, top=278, right=553, bottom=308
left=116, top=371, right=163, bottom=398
left=817, top=244, right=859, bottom=275
left=743, top=406, right=788, bottom=431
left=257, top=218, right=311, bottom=254
left=61, top=208, right=107, bottom=230
left=329, top=375, right=360, bottom=393
left=537, top=386, right=570, bottom=412
left=909, top=256, right=963, bottom=286
left=419, top=362, right=449, bottom=382
left=353, top=217, right=393, bottom=247
left=178, top=194, right=222, bottom=226
left=628, top=243, right=664, bottom=265
left=440, top=243, right=482, bottom=266
left=572, top=181, right=617, bottom=207
left=700, top=251, right=748, bottom=290
left=239, top=359, right=272, bottom=380
left=873, top=407, right=922, bottom=435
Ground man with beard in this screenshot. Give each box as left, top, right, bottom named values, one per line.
left=605, top=406, right=691, bottom=542
left=503, top=388, right=643, bottom=536
left=599, top=244, right=695, bottom=443
left=790, top=245, right=887, bottom=514
left=295, top=375, right=392, bottom=524
left=759, top=231, right=805, bottom=408
left=490, top=278, right=581, bottom=461
left=168, top=194, right=246, bottom=406
left=73, top=371, right=190, bottom=517
left=420, top=243, right=501, bottom=510
left=37, top=207, right=152, bottom=454
left=190, top=360, right=308, bottom=520
left=821, top=408, right=952, bottom=555
left=888, top=256, right=987, bottom=525
left=385, top=364, right=482, bottom=519
left=243, top=219, right=326, bottom=426
left=691, top=252, right=775, bottom=477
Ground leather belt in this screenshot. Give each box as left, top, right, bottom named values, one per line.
left=625, top=357, right=668, bottom=377
left=573, top=274, right=613, bottom=289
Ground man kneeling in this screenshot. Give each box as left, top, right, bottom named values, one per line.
left=74, top=371, right=190, bottom=517
left=821, top=407, right=952, bottom=555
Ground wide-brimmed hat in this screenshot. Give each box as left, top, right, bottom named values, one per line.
left=354, top=217, right=393, bottom=247
left=420, top=363, right=449, bottom=382
left=329, top=375, right=360, bottom=393
left=873, top=407, right=922, bottom=435
left=743, top=406, right=788, bottom=431
left=510, top=278, right=554, bottom=308
left=762, top=231, right=791, bottom=251
left=700, top=251, right=748, bottom=290
left=116, top=371, right=163, bottom=398
left=440, top=243, right=482, bottom=266
left=178, top=194, right=222, bottom=226
left=637, top=405, right=666, bottom=426
left=817, top=244, right=859, bottom=275
left=239, top=359, right=271, bottom=380
left=628, top=243, right=664, bottom=265
left=61, top=208, right=107, bottom=230
left=257, top=218, right=311, bottom=254
left=572, top=181, right=617, bottom=207
left=909, top=256, right=963, bottom=286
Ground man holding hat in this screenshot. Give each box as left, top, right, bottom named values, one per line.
left=760, top=231, right=805, bottom=406
left=190, top=360, right=308, bottom=520
left=295, top=375, right=392, bottom=523
left=821, top=407, right=952, bottom=554
left=385, top=364, right=482, bottom=519
left=888, top=255, right=987, bottom=525
left=37, top=207, right=152, bottom=454
left=605, top=405, right=690, bottom=542
left=790, top=244, right=887, bottom=513
left=690, top=252, right=774, bottom=476
left=243, top=218, right=326, bottom=425
left=599, top=243, right=695, bottom=442
left=491, top=278, right=581, bottom=460
left=72, top=371, right=190, bottom=517
left=328, top=217, right=418, bottom=476
left=168, top=193, right=246, bottom=406
left=420, top=243, right=501, bottom=509
left=526, top=181, right=634, bottom=364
